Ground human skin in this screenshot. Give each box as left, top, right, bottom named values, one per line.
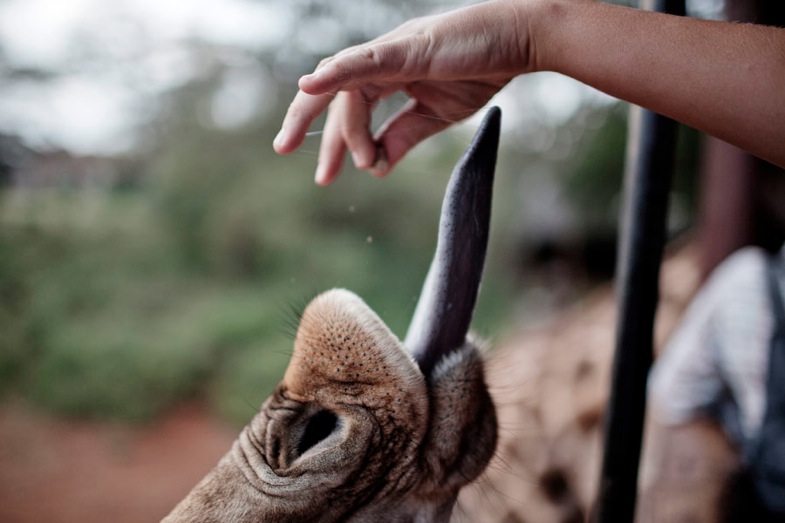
left=273, top=0, right=785, bottom=185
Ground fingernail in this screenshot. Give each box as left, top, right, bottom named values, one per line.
left=315, top=163, right=328, bottom=186
left=352, top=150, right=373, bottom=170
left=273, top=129, right=285, bottom=150
left=370, top=146, right=389, bottom=178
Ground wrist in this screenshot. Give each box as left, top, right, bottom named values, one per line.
left=489, top=0, right=541, bottom=74
left=526, top=0, right=594, bottom=74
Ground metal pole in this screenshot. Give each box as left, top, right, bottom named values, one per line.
left=593, top=1, right=685, bottom=521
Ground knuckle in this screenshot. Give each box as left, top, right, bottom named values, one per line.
left=359, top=45, right=386, bottom=72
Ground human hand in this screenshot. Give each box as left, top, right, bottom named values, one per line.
left=273, top=0, right=537, bottom=185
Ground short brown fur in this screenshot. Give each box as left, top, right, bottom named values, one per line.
left=164, top=289, right=497, bottom=523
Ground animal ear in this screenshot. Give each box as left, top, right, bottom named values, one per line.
left=404, top=107, right=501, bottom=375
left=419, top=344, right=497, bottom=493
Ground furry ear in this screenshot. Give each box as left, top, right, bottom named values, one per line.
left=419, top=343, right=497, bottom=493
left=405, top=107, right=501, bottom=375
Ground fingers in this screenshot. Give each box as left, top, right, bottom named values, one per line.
left=274, top=89, right=333, bottom=155
left=314, top=91, right=377, bottom=186
left=342, top=90, right=377, bottom=170
left=372, top=98, right=453, bottom=177
left=314, top=102, right=346, bottom=186
left=283, top=91, right=457, bottom=184
left=273, top=80, right=393, bottom=186
left=273, top=33, right=455, bottom=184
left=315, top=92, right=450, bottom=184
left=273, top=40, right=409, bottom=168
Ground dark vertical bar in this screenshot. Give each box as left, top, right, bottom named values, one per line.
left=593, top=1, right=685, bottom=521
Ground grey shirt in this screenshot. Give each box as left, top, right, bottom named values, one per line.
left=649, top=245, right=785, bottom=442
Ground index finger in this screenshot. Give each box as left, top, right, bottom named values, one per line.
left=298, top=41, right=413, bottom=96
left=274, top=89, right=334, bottom=155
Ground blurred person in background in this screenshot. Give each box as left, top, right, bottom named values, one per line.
left=650, top=245, right=785, bottom=521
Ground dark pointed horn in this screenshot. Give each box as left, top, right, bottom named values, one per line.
left=404, top=107, right=501, bottom=375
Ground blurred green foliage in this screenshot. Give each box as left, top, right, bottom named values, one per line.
left=0, top=85, right=526, bottom=425
left=563, top=104, right=700, bottom=235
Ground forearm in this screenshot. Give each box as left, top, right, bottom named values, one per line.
left=526, top=0, right=785, bottom=168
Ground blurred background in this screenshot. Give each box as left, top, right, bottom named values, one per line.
left=2, top=0, right=779, bottom=521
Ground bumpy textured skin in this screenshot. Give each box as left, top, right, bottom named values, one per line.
left=163, top=289, right=497, bottom=523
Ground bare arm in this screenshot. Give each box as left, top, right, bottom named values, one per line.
left=538, top=1, right=785, bottom=170
left=274, top=0, right=785, bottom=185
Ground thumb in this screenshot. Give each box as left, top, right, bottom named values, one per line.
left=370, top=99, right=453, bottom=177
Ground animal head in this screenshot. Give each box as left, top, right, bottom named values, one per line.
left=164, top=107, right=502, bottom=523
